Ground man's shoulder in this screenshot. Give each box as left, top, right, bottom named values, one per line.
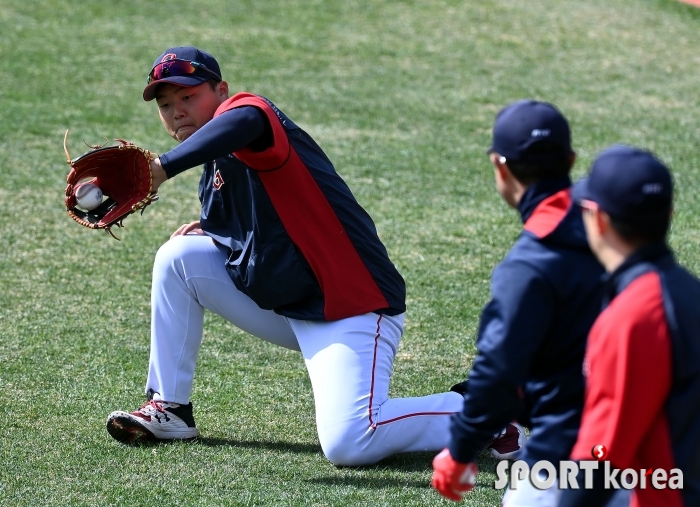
left=662, top=261, right=700, bottom=295
left=497, top=230, right=602, bottom=291
left=503, top=231, right=586, bottom=268
left=493, top=238, right=553, bottom=288
left=225, top=92, right=300, bottom=131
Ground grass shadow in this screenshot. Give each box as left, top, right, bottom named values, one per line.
left=305, top=475, right=429, bottom=489
left=196, top=436, right=321, bottom=455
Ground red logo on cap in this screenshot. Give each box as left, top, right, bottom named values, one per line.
left=161, top=53, right=177, bottom=62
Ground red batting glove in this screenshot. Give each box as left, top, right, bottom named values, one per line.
left=431, top=448, right=478, bottom=502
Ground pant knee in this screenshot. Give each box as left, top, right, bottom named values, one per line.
left=322, top=440, right=370, bottom=467
left=154, top=236, right=187, bottom=273
left=153, top=235, right=211, bottom=285
left=319, top=423, right=377, bottom=467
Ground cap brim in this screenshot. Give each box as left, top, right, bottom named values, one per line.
left=142, top=75, right=208, bottom=101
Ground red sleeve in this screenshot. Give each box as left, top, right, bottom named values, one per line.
left=214, top=92, right=290, bottom=170
left=572, top=272, right=673, bottom=469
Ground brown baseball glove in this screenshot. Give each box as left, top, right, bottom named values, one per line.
left=63, top=130, right=158, bottom=239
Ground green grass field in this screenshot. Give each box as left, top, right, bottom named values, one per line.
left=1, top=0, right=699, bottom=505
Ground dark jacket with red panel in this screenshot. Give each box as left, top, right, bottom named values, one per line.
left=170, top=93, right=405, bottom=321
left=449, top=177, right=605, bottom=465
left=562, top=243, right=700, bottom=507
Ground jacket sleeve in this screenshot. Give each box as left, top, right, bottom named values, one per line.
left=159, top=106, right=267, bottom=178
left=449, top=259, right=554, bottom=463
left=561, top=273, right=675, bottom=506
left=571, top=272, right=673, bottom=467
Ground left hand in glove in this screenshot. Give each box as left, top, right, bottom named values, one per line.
left=63, top=130, right=158, bottom=239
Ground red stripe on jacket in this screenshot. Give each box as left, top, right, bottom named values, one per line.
left=215, top=93, right=389, bottom=321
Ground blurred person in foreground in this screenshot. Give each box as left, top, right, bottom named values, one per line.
left=558, top=145, right=700, bottom=507
left=432, top=100, right=605, bottom=506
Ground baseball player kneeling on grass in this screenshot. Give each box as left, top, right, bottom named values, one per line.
left=104, top=46, right=467, bottom=466
left=558, top=146, right=700, bottom=507
left=432, top=100, right=606, bottom=505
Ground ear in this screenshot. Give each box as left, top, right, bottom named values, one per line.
left=490, top=153, right=509, bottom=180
left=217, top=80, right=229, bottom=99
left=596, top=209, right=611, bottom=236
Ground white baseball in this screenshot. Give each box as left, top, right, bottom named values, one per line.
left=75, top=183, right=103, bottom=211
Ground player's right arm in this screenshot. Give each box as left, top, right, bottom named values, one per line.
left=449, top=260, right=554, bottom=463
left=154, top=106, right=270, bottom=236
left=150, top=157, right=168, bottom=192
left=157, top=106, right=270, bottom=180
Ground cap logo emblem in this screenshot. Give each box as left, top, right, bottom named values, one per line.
left=161, top=53, right=177, bottom=63
left=642, top=183, right=663, bottom=194
left=531, top=129, right=551, bottom=138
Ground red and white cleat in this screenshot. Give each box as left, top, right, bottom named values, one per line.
left=106, top=399, right=199, bottom=444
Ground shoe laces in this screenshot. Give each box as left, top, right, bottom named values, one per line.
left=139, top=399, right=167, bottom=414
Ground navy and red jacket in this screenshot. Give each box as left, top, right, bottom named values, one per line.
left=560, top=243, right=700, bottom=507
left=159, top=92, right=405, bottom=321
left=448, top=176, right=605, bottom=466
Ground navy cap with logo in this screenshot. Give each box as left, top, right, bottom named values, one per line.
left=577, top=144, right=673, bottom=226
left=488, top=100, right=572, bottom=163
left=143, top=46, right=222, bottom=102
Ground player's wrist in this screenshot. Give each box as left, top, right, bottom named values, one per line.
left=150, top=157, right=168, bottom=192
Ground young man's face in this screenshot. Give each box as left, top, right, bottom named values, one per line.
left=155, top=81, right=228, bottom=142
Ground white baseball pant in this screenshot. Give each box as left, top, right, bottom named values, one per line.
left=501, top=473, right=633, bottom=507
left=501, top=473, right=562, bottom=507
left=147, top=234, right=464, bottom=465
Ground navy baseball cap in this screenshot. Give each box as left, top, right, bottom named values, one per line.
left=143, top=46, right=222, bottom=101
left=488, top=100, right=572, bottom=163
left=577, top=145, right=673, bottom=225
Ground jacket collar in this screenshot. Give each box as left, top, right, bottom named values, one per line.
left=602, top=242, right=674, bottom=305
left=517, top=175, right=572, bottom=224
